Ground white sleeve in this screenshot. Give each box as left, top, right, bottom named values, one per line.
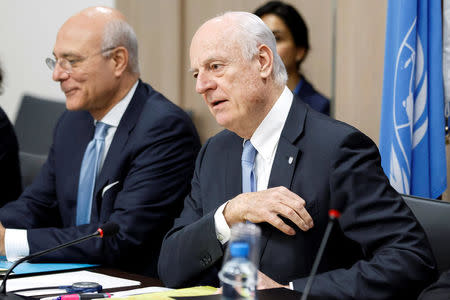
left=5, top=228, right=30, bottom=261
left=214, top=202, right=231, bottom=245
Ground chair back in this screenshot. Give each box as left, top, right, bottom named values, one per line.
left=19, top=152, right=47, bottom=188
left=14, top=94, right=65, bottom=188
left=402, top=194, right=450, bottom=274
left=14, top=94, right=66, bottom=155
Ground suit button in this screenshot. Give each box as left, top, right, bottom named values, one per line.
left=201, top=255, right=212, bottom=266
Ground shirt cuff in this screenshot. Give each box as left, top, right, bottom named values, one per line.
left=289, top=281, right=294, bottom=290
left=5, top=228, right=30, bottom=262
left=214, top=202, right=231, bottom=244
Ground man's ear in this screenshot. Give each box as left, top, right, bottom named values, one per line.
left=258, top=44, right=274, bottom=79
left=110, top=46, right=129, bottom=77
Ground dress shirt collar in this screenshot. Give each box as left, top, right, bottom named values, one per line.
left=249, top=86, right=293, bottom=161
left=95, top=80, right=139, bottom=127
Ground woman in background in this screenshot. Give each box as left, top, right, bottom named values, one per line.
left=0, top=63, right=22, bottom=206
left=254, top=1, right=330, bottom=116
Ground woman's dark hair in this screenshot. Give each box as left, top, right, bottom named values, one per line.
left=254, top=1, right=309, bottom=66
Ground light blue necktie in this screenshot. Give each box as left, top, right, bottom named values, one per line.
left=76, top=122, right=110, bottom=225
left=242, top=140, right=257, bottom=193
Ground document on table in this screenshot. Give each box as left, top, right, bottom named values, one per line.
left=38, top=287, right=173, bottom=300
left=0, top=256, right=97, bottom=275
left=118, top=286, right=217, bottom=300
left=111, top=287, right=173, bottom=298
left=7, top=270, right=140, bottom=296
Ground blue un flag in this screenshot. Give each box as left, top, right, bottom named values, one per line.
left=380, top=0, right=447, bottom=198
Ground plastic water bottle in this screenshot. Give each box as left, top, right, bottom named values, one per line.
left=227, top=223, right=261, bottom=267
left=219, top=241, right=257, bottom=300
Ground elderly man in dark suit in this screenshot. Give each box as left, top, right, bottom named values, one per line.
left=158, top=11, right=436, bottom=299
left=0, top=7, right=200, bottom=277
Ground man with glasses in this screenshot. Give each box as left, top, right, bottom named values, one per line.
left=0, top=6, right=200, bottom=276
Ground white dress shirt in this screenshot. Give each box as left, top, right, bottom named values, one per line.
left=214, top=86, right=293, bottom=244
left=4, top=81, right=139, bottom=262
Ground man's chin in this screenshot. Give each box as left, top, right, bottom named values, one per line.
left=65, top=98, right=84, bottom=111
left=214, top=115, right=232, bottom=129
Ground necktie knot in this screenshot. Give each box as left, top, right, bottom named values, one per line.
left=242, top=140, right=256, bottom=165
left=94, top=122, right=110, bottom=141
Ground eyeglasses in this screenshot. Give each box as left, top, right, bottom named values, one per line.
left=45, top=47, right=116, bottom=74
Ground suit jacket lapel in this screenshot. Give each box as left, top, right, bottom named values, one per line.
left=70, top=112, right=95, bottom=223
left=94, top=80, right=147, bottom=203
left=259, top=96, right=307, bottom=260
left=225, top=133, right=243, bottom=203
left=268, top=96, right=306, bottom=189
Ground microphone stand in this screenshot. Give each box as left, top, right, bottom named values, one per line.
left=301, top=209, right=341, bottom=300
left=0, top=223, right=118, bottom=300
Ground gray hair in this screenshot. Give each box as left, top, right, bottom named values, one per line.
left=219, top=11, right=287, bottom=86
left=101, top=19, right=140, bottom=74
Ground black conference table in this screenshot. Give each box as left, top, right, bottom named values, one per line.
left=3, top=267, right=322, bottom=299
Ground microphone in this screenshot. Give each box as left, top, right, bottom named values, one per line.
left=300, top=200, right=344, bottom=300
left=0, top=222, right=119, bottom=299
left=96, top=222, right=119, bottom=238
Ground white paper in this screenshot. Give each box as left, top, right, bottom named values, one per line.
left=39, top=287, right=173, bottom=300
left=111, top=286, right=172, bottom=298
left=7, top=270, right=140, bottom=296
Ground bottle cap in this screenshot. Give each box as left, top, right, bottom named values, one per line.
left=230, top=242, right=249, bottom=258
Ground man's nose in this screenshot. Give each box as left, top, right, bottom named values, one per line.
left=195, top=72, right=216, bottom=94
left=52, top=62, right=69, bottom=82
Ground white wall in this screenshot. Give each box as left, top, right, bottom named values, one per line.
left=0, top=0, right=115, bottom=122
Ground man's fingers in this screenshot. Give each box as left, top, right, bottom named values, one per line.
left=266, top=214, right=296, bottom=235
left=297, top=205, right=314, bottom=228
left=257, top=270, right=287, bottom=290
left=277, top=205, right=311, bottom=232
left=225, top=187, right=314, bottom=235
left=276, top=189, right=314, bottom=229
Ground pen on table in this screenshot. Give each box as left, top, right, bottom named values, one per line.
left=56, top=293, right=112, bottom=300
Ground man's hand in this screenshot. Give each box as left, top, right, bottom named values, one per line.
left=223, top=186, right=314, bottom=235
left=0, top=222, right=5, bottom=255
left=257, top=270, right=289, bottom=289
left=215, top=271, right=289, bottom=293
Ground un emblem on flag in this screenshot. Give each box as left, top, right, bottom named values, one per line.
left=390, top=20, right=428, bottom=195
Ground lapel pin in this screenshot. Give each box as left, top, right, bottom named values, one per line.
left=288, top=156, right=293, bottom=164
